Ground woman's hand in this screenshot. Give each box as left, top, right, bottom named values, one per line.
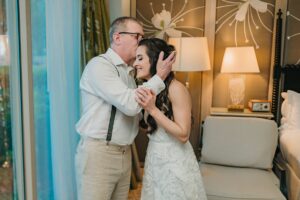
left=135, top=87, right=157, bottom=114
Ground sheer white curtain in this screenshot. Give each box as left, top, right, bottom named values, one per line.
left=46, top=0, right=81, bottom=199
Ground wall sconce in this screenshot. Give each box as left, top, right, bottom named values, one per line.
left=168, top=37, right=211, bottom=88
left=221, top=46, right=259, bottom=111
left=0, top=35, right=10, bottom=66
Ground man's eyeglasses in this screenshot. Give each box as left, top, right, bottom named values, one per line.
left=118, top=32, right=144, bottom=41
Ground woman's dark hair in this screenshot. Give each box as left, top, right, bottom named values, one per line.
left=137, top=38, right=175, bottom=134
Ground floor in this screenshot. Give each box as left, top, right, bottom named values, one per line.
left=1, top=165, right=143, bottom=200
left=128, top=164, right=143, bottom=200
left=128, top=181, right=142, bottom=200
left=0, top=167, right=13, bottom=200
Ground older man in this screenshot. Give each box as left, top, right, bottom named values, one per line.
left=75, top=16, right=175, bottom=200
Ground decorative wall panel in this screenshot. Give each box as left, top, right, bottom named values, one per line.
left=136, top=0, right=205, bottom=39
left=213, top=0, right=276, bottom=107
left=284, top=0, right=300, bottom=64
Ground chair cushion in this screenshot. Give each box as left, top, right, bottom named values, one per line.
left=280, top=131, right=300, bottom=179
left=201, top=116, right=278, bottom=169
left=200, top=163, right=286, bottom=200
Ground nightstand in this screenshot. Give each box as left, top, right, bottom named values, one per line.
left=210, top=107, right=274, bottom=119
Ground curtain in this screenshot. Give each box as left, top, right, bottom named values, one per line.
left=7, top=0, right=25, bottom=198
left=81, top=0, right=110, bottom=68
left=45, top=0, right=81, bottom=199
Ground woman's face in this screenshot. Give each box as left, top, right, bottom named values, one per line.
left=133, top=45, right=152, bottom=80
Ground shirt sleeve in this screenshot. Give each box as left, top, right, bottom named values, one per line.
left=142, top=74, right=165, bottom=95
left=80, top=57, right=165, bottom=116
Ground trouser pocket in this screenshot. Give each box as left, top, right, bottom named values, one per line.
left=75, top=139, right=89, bottom=175
left=75, top=139, right=89, bottom=199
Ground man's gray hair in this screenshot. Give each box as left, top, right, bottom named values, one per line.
left=109, top=16, right=142, bottom=44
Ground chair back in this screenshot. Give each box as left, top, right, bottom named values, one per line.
left=201, top=116, right=278, bottom=169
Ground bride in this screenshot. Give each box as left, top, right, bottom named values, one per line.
left=133, top=38, right=207, bottom=200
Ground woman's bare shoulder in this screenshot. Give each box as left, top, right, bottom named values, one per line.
left=169, top=79, right=185, bottom=90
left=169, top=79, right=191, bottom=102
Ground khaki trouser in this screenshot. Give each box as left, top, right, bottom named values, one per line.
left=75, top=137, right=132, bottom=200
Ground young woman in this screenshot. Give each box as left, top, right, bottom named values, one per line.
left=133, top=38, right=207, bottom=200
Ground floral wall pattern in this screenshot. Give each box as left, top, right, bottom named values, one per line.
left=213, top=0, right=275, bottom=107
left=136, top=0, right=205, bottom=39
left=284, top=0, right=300, bottom=65
left=215, top=0, right=274, bottom=48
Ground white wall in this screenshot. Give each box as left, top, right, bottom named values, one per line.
left=108, top=0, right=131, bottom=22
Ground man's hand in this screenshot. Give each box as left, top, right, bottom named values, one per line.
left=156, top=51, right=176, bottom=80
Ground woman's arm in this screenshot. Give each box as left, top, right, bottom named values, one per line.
left=136, top=80, right=192, bottom=143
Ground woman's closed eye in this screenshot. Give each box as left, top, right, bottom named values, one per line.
left=136, top=55, right=143, bottom=61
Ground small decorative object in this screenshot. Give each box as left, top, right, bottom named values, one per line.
left=248, top=99, right=271, bottom=112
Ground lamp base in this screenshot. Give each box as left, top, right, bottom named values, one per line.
left=227, top=104, right=244, bottom=112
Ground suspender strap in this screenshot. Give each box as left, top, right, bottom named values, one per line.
left=98, top=55, right=119, bottom=143
left=107, top=106, right=116, bottom=142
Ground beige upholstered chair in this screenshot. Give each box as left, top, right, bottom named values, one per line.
left=200, top=116, right=286, bottom=200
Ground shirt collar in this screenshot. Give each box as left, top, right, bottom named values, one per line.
left=105, top=48, right=127, bottom=67
left=105, top=48, right=135, bottom=76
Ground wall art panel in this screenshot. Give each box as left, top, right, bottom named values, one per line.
left=213, top=0, right=275, bottom=107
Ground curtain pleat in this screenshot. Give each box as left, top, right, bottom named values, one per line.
left=46, top=0, right=81, bottom=199
left=81, top=0, right=110, bottom=68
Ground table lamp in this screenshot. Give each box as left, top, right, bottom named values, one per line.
left=221, top=46, right=259, bottom=111
left=168, top=37, right=211, bottom=88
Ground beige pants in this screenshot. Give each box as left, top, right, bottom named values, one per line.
left=75, top=138, right=132, bottom=200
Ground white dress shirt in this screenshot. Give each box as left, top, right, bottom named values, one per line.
left=76, top=48, right=165, bottom=145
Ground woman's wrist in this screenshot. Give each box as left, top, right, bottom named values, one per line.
left=148, top=107, right=159, bottom=116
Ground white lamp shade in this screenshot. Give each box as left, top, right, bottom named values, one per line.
left=168, top=37, right=211, bottom=72
left=221, top=46, right=260, bottom=73
left=0, top=35, right=10, bottom=66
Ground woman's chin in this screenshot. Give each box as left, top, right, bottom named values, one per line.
left=136, top=73, right=151, bottom=81
left=137, top=75, right=145, bottom=80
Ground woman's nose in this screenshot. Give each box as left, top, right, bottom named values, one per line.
left=133, top=60, right=137, bottom=68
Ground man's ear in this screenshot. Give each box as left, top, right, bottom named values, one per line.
left=113, top=33, right=121, bottom=45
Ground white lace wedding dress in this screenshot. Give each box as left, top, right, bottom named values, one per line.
left=141, top=126, right=207, bottom=200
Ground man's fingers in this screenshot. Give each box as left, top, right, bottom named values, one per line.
left=158, top=51, right=164, bottom=61
left=165, top=51, right=176, bottom=63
